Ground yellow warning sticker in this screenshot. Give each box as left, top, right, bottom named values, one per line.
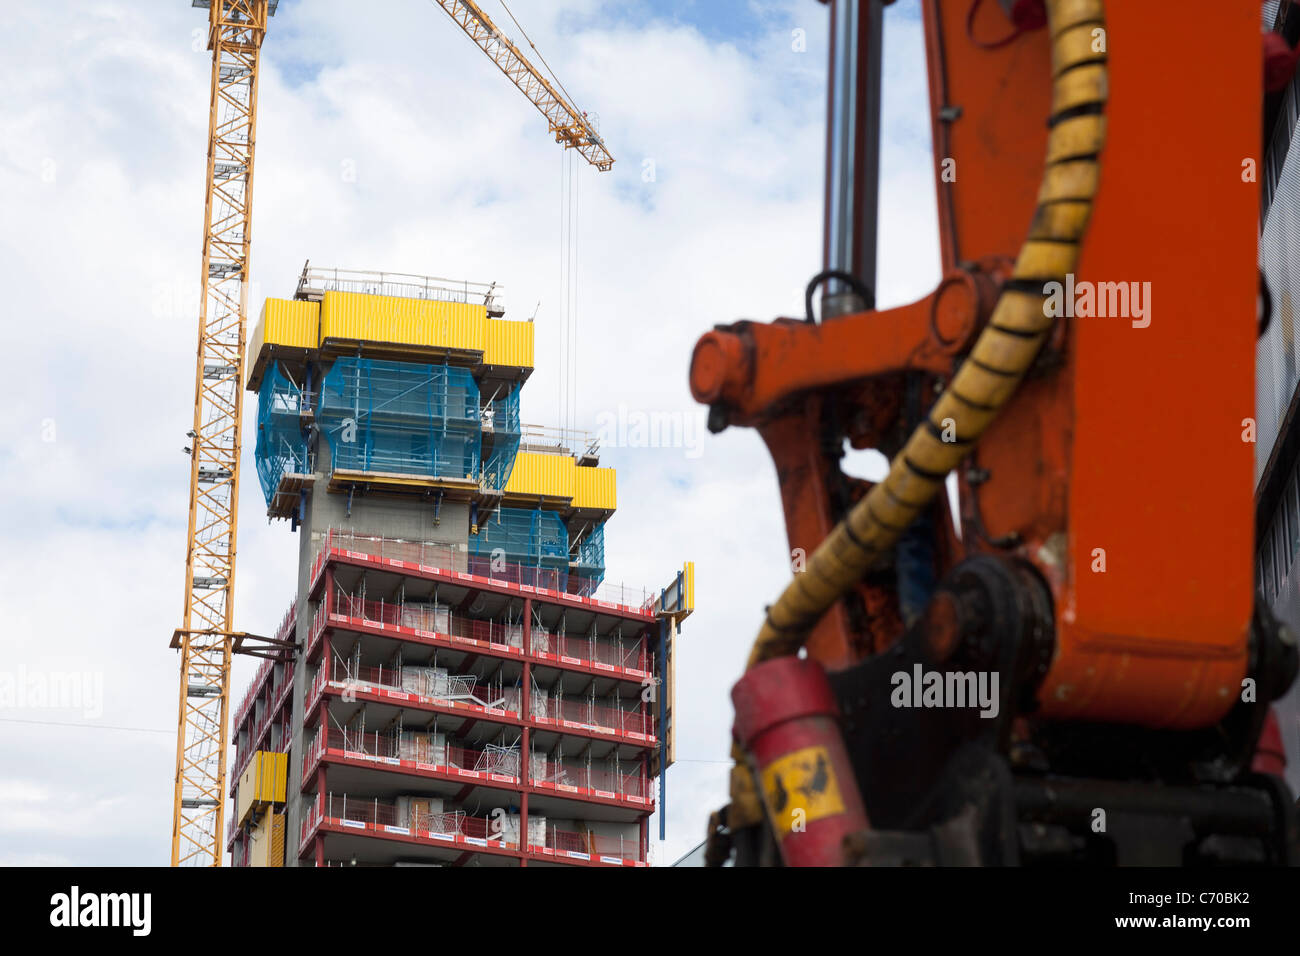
left=759, top=745, right=846, bottom=835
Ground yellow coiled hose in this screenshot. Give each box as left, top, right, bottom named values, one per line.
left=729, top=0, right=1109, bottom=831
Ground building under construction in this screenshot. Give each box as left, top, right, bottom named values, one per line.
left=226, top=265, right=692, bottom=867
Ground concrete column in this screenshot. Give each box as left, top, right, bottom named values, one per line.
left=520, top=596, right=532, bottom=867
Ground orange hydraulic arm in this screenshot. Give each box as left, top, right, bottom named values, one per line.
left=430, top=0, right=615, bottom=171
left=696, top=0, right=1299, bottom=867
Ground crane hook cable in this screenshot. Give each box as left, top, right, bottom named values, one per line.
left=727, top=0, right=1109, bottom=831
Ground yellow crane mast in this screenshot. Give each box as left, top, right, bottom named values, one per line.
left=170, top=0, right=281, bottom=867
left=432, top=0, right=615, bottom=171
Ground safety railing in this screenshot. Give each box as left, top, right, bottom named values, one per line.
left=234, top=599, right=297, bottom=730
left=327, top=589, right=653, bottom=676
left=547, top=828, right=641, bottom=863
left=233, top=689, right=293, bottom=783
left=314, top=725, right=650, bottom=802
left=333, top=592, right=510, bottom=647
left=249, top=667, right=292, bottom=745
left=301, top=791, right=644, bottom=864
left=464, top=555, right=641, bottom=605
left=296, top=263, right=502, bottom=310
left=235, top=658, right=272, bottom=732
left=539, top=760, right=651, bottom=802
left=301, top=790, right=324, bottom=848
left=518, top=423, right=600, bottom=460
left=321, top=649, right=653, bottom=740
left=323, top=656, right=511, bottom=712
left=320, top=527, right=656, bottom=612
left=306, top=660, right=330, bottom=712
left=260, top=445, right=315, bottom=510
left=532, top=696, right=655, bottom=738
left=233, top=655, right=296, bottom=782
left=310, top=792, right=516, bottom=846
left=529, top=627, right=650, bottom=673
left=308, top=601, right=327, bottom=659
left=331, top=729, right=520, bottom=782
left=310, top=544, right=328, bottom=588
left=303, top=727, right=327, bottom=780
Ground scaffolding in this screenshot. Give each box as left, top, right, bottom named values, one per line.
left=295, top=262, right=504, bottom=314
left=480, top=383, right=522, bottom=491
left=318, top=357, right=480, bottom=480
left=571, top=522, right=606, bottom=592
left=518, top=423, right=600, bottom=460
left=471, top=507, right=568, bottom=569
left=254, top=362, right=311, bottom=505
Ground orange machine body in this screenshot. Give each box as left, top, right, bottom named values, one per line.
left=938, top=0, right=1258, bottom=727
left=690, top=0, right=1259, bottom=729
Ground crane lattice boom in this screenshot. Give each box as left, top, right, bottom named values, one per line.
left=433, top=0, right=614, bottom=171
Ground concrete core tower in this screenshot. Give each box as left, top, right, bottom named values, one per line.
left=227, top=265, right=691, bottom=867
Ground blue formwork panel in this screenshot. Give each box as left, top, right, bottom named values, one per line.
left=481, top=383, right=522, bottom=491
left=317, top=357, right=481, bottom=480
left=578, top=523, right=605, bottom=571
left=254, top=361, right=309, bottom=505
left=571, top=522, right=607, bottom=593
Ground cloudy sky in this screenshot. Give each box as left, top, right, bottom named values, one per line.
left=0, top=0, right=937, bottom=865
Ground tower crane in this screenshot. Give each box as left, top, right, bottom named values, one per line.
left=170, top=0, right=284, bottom=868
left=171, top=0, right=611, bottom=866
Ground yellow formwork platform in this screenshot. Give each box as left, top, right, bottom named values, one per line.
left=319, top=291, right=486, bottom=352
left=268, top=809, right=285, bottom=867
left=246, top=298, right=319, bottom=389
left=235, top=750, right=287, bottom=827
left=574, top=466, right=616, bottom=511
left=246, top=292, right=535, bottom=391
left=503, top=452, right=617, bottom=515
left=485, top=317, right=535, bottom=368
left=247, top=807, right=286, bottom=867
left=506, top=451, right=576, bottom=500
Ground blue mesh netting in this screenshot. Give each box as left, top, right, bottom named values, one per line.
left=577, top=523, right=605, bottom=572
left=254, top=362, right=309, bottom=505
left=480, top=383, right=521, bottom=491
left=571, top=522, right=606, bottom=593
left=472, top=507, right=569, bottom=568
left=318, top=357, right=481, bottom=480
